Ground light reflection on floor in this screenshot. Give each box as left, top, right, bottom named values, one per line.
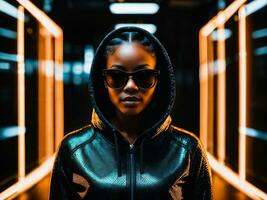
left=212, top=172, right=252, bottom=200
left=14, top=173, right=50, bottom=200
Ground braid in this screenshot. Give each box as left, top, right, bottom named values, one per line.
left=104, top=31, right=156, bottom=59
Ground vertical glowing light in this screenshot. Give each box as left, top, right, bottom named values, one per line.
left=217, top=24, right=226, bottom=163
left=207, top=35, right=214, bottom=154
left=199, top=0, right=246, bottom=151
left=238, top=6, right=247, bottom=181
left=17, top=5, right=25, bottom=180
left=38, top=27, right=56, bottom=160
left=45, top=30, right=54, bottom=156
left=199, top=33, right=208, bottom=149
left=0, top=0, right=64, bottom=199
left=38, top=26, right=45, bottom=162
left=199, top=0, right=267, bottom=198
left=54, top=33, right=64, bottom=149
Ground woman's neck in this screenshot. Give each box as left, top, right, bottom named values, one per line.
left=112, top=111, right=140, bottom=144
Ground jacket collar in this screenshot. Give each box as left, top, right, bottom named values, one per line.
left=91, top=108, right=172, bottom=139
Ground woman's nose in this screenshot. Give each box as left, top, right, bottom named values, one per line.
left=123, top=77, right=139, bottom=91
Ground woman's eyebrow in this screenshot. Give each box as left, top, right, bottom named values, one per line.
left=109, top=64, right=125, bottom=69
left=134, top=64, right=151, bottom=70
left=109, top=64, right=155, bottom=71
left=109, top=64, right=152, bottom=70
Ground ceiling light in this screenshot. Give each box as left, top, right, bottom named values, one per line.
left=0, top=0, right=18, bottom=19
left=0, top=27, right=17, bottom=39
left=254, top=46, right=267, bottom=56
left=115, top=24, right=157, bottom=34
left=245, top=0, right=267, bottom=16
left=109, top=3, right=159, bottom=14
left=252, top=28, right=267, bottom=39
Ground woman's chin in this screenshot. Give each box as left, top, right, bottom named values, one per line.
left=119, top=108, right=143, bottom=117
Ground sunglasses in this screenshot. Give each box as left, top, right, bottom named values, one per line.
left=102, top=68, right=160, bottom=89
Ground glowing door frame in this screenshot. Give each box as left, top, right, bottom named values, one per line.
left=199, top=0, right=267, bottom=199
left=0, top=0, right=63, bottom=199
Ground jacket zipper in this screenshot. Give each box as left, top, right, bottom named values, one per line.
left=129, top=144, right=136, bottom=200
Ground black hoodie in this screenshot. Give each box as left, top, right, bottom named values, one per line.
left=50, top=27, right=212, bottom=200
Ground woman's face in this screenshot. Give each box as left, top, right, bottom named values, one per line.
left=105, top=42, right=157, bottom=117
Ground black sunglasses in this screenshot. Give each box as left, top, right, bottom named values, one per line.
left=102, top=68, right=160, bottom=89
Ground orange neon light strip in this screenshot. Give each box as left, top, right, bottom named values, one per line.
left=54, top=36, right=64, bottom=148
left=199, top=0, right=247, bottom=152
left=199, top=0, right=267, bottom=199
left=17, top=5, right=25, bottom=180
left=238, top=6, right=247, bottom=181
left=200, top=0, right=267, bottom=199
left=0, top=155, right=55, bottom=199
left=207, top=153, right=267, bottom=200
left=38, top=30, right=46, bottom=162
left=207, top=35, right=214, bottom=154
left=45, top=31, right=54, bottom=157
left=200, top=0, right=246, bottom=36
left=0, top=1, right=63, bottom=199
left=217, top=25, right=226, bottom=163
left=16, top=0, right=62, bottom=37
left=199, top=33, right=208, bottom=149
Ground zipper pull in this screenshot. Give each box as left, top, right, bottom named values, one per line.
left=129, top=144, right=134, bottom=153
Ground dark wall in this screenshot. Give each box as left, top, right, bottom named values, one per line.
left=48, top=0, right=216, bottom=135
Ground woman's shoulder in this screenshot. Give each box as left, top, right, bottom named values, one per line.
left=57, top=124, right=96, bottom=154
left=168, top=125, right=202, bottom=150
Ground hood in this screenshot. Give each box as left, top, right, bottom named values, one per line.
left=88, top=26, right=176, bottom=141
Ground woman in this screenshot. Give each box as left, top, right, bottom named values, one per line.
left=50, top=26, right=212, bottom=200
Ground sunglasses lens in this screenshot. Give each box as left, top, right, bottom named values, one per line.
left=134, top=70, right=157, bottom=88
left=103, top=69, right=159, bottom=89
left=105, top=70, right=126, bottom=88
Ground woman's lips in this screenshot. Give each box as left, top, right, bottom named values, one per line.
left=121, top=96, right=142, bottom=106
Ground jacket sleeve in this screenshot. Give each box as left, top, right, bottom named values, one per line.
left=49, top=144, right=80, bottom=200
left=186, top=142, right=213, bottom=200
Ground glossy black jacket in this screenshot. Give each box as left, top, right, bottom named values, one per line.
left=50, top=27, right=213, bottom=200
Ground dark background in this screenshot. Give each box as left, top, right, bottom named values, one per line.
left=39, top=0, right=228, bottom=135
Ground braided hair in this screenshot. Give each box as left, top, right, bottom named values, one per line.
left=104, top=31, right=157, bottom=61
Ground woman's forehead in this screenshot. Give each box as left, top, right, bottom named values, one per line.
left=106, top=42, right=156, bottom=70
